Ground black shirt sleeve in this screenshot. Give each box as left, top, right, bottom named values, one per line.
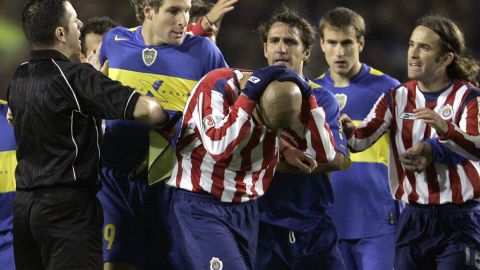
left=61, top=62, right=140, bottom=120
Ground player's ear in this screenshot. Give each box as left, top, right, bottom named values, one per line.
left=441, top=52, right=454, bottom=66
left=358, top=35, right=365, bottom=53
left=143, top=4, right=153, bottom=20
left=304, top=48, right=311, bottom=61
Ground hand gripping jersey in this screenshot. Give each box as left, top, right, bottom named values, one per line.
left=0, top=101, right=16, bottom=234
left=167, top=68, right=336, bottom=203
left=100, top=26, right=227, bottom=182
left=315, top=64, right=402, bottom=239
left=257, top=80, right=349, bottom=230
left=348, top=80, right=480, bottom=204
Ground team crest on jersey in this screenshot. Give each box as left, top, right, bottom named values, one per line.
left=210, top=257, right=223, bottom=270
left=440, top=104, right=454, bottom=120
left=203, top=115, right=215, bottom=130
left=400, top=112, right=416, bottom=120
left=335, top=94, right=347, bottom=111
left=142, top=48, right=157, bottom=66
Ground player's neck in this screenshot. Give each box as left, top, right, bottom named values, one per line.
left=330, top=62, right=361, bottom=87
left=141, top=24, right=168, bottom=46
left=417, top=75, right=453, bottom=93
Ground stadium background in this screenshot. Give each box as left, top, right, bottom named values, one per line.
left=0, top=0, right=479, bottom=99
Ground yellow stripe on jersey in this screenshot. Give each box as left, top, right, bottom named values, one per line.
left=109, top=68, right=198, bottom=111
left=309, top=80, right=321, bottom=89
left=0, top=150, right=16, bottom=193
left=0, top=100, right=6, bottom=105
left=369, top=67, right=384, bottom=76
left=349, top=120, right=389, bottom=166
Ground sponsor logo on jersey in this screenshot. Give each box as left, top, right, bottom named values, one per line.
left=400, top=112, right=416, bottom=120
left=335, top=93, right=347, bottom=111
left=248, top=76, right=260, bottom=84
left=210, top=257, right=223, bottom=270
left=202, top=115, right=215, bottom=131
left=142, top=48, right=157, bottom=66
left=114, top=35, right=129, bottom=41
left=440, top=104, right=454, bottom=120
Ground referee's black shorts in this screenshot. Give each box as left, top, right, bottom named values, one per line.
left=13, top=187, right=103, bottom=270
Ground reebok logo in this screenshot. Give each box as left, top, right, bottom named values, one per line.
left=248, top=76, right=260, bottom=84
left=400, top=112, right=416, bottom=120
left=114, top=35, right=129, bottom=41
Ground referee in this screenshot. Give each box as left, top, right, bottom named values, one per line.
left=6, top=0, right=169, bottom=269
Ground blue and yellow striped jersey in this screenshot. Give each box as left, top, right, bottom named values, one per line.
left=99, top=26, right=227, bottom=183
left=315, top=63, right=402, bottom=239
left=0, top=101, right=16, bottom=232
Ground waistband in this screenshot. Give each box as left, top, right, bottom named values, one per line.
left=174, top=188, right=255, bottom=206
left=406, top=200, right=480, bottom=213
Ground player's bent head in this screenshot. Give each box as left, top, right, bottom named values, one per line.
left=259, top=80, right=302, bottom=130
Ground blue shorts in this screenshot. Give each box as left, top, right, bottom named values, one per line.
left=98, top=168, right=174, bottom=268
left=169, top=188, right=258, bottom=270
left=338, top=232, right=396, bottom=270
left=395, top=201, right=480, bottom=270
left=0, top=230, right=15, bottom=270
left=256, top=214, right=345, bottom=270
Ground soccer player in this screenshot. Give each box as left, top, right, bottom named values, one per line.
left=313, top=7, right=401, bottom=270
left=255, top=7, right=349, bottom=269
left=340, top=15, right=480, bottom=269
left=166, top=63, right=336, bottom=270
left=0, top=100, right=16, bottom=270
left=97, top=0, right=229, bottom=269
left=79, top=16, right=117, bottom=62
left=8, top=0, right=169, bottom=269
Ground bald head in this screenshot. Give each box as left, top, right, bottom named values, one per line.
left=259, top=80, right=302, bottom=130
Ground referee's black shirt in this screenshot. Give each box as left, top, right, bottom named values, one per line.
left=7, top=50, right=140, bottom=192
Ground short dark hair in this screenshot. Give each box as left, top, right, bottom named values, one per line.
left=130, top=0, right=165, bottom=23
left=416, top=15, right=479, bottom=82
left=80, top=16, right=117, bottom=54
left=258, top=6, right=316, bottom=56
left=319, top=7, right=365, bottom=40
left=22, top=0, right=69, bottom=46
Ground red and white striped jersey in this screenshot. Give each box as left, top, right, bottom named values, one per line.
left=348, top=80, right=480, bottom=204
left=167, top=68, right=336, bottom=203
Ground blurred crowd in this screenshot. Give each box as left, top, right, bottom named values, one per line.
left=1, top=0, right=479, bottom=98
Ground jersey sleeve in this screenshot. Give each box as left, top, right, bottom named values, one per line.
left=64, top=63, right=140, bottom=120
left=189, top=74, right=255, bottom=161
left=348, top=92, right=393, bottom=152
left=282, top=95, right=336, bottom=163
left=438, top=93, right=480, bottom=161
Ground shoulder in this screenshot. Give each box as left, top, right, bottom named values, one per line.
left=366, top=65, right=400, bottom=87
left=311, top=84, right=338, bottom=112
left=102, top=26, right=136, bottom=47
left=202, top=68, right=234, bottom=84
left=182, top=35, right=220, bottom=54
